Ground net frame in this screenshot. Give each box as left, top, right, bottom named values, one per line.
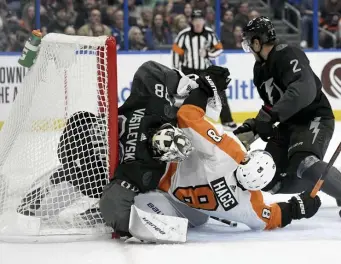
left=0, top=34, right=118, bottom=242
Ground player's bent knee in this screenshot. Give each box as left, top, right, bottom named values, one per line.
left=288, top=152, right=319, bottom=178
left=297, top=154, right=320, bottom=178
left=99, top=181, right=137, bottom=233
left=296, top=155, right=340, bottom=181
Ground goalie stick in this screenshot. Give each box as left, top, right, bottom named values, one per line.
left=310, top=141, right=341, bottom=198
left=210, top=216, right=238, bottom=227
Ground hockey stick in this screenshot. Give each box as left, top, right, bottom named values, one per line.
left=210, top=216, right=238, bottom=227
left=310, top=141, right=341, bottom=198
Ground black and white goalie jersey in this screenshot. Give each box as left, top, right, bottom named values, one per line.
left=116, top=93, right=177, bottom=192
left=253, top=42, right=334, bottom=124
left=130, top=61, right=181, bottom=104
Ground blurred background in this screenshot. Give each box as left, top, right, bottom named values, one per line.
left=0, top=0, right=339, bottom=53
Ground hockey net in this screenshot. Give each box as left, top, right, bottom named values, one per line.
left=0, top=33, right=118, bottom=242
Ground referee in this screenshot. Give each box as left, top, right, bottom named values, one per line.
left=171, top=9, right=237, bottom=130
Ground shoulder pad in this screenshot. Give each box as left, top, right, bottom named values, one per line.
left=275, top=44, right=288, bottom=51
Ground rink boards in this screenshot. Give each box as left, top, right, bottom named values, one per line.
left=0, top=50, right=341, bottom=130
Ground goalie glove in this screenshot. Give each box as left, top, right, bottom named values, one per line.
left=176, top=74, right=199, bottom=97
left=173, top=74, right=199, bottom=108
left=173, top=70, right=200, bottom=108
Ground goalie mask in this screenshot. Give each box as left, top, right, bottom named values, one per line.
left=152, top=123, right=193, bottom=162
left=236, top=150, right=276, bottom=191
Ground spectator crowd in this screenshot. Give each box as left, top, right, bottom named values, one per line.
left=0, top=0, right=340, bottom=52
left=287, top=0, right=341, bottom=48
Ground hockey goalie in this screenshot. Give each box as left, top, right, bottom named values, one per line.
left=1, top=57, right=219, bottom=238
left=9, top=59, right=202, bottom=223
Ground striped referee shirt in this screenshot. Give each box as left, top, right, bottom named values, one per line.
left=172, top=26, right=223, bottom=70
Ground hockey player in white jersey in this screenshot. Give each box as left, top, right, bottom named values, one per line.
left=100, top=68, right=322, bottom=243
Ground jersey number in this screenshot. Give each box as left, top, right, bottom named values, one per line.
left=262, top=208, right=271, bottom=219
left=173, top=185, right=218, bottom=210
left=290, top=59, right=301, bottom=73
left=154, top=84, right=170, bottom=103
left=207, top=129, right=222, bottom=142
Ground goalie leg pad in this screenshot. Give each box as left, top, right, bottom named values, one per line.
left=129, top=205, right=188, bottom=243
left=134, top=191, right=209, bottom=228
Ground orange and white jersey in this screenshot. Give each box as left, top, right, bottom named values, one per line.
left=158, top=104, right=283, bottom=230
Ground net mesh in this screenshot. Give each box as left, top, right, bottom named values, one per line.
left=0, top=33, right=117, bottom=241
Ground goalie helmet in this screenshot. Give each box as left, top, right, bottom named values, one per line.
left=152, top=123, right=193, bottom=162
left=236, top=150, right=276, bottom=191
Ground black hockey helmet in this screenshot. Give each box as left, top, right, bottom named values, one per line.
left=242, top=16, right=276, bottom=53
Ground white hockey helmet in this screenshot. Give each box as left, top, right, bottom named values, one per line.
left=152, top=123, right=193, bottom=162
left=236, top=150, right=276, bottom=191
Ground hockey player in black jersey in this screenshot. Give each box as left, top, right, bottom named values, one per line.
left=100, top=95, right=192, bottom=236
left=99, top=66, right=231, bottom=236
left=129, top=60, right=230, bottom=116
left=234, top=16, right=341, bottom=204
left=16, top=61, right=229, bottom=228
left=129, top=60, right=194, bottom=106
left=15, top=61, right=193, bottom=219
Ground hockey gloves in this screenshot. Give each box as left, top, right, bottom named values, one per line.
left=234, top=119, right=256, bottom=135
left=278, top=191, right=321, bottom=228
left=253, top=106, right=279, bottom=142
left=176, top=74, right=199, bottom=97
left=234, top=105, right=279, bottom=145
left=197, top=65, right=231, bottom=97
left=233, top=119, right=256, bottom=150
left=289, top=192, right=321, bottom=220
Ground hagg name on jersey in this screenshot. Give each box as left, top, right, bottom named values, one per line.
left=210, top=177, right=238, bottom=211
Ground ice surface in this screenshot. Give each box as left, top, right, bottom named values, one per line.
left=1, top=123, right=341, bottom=264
